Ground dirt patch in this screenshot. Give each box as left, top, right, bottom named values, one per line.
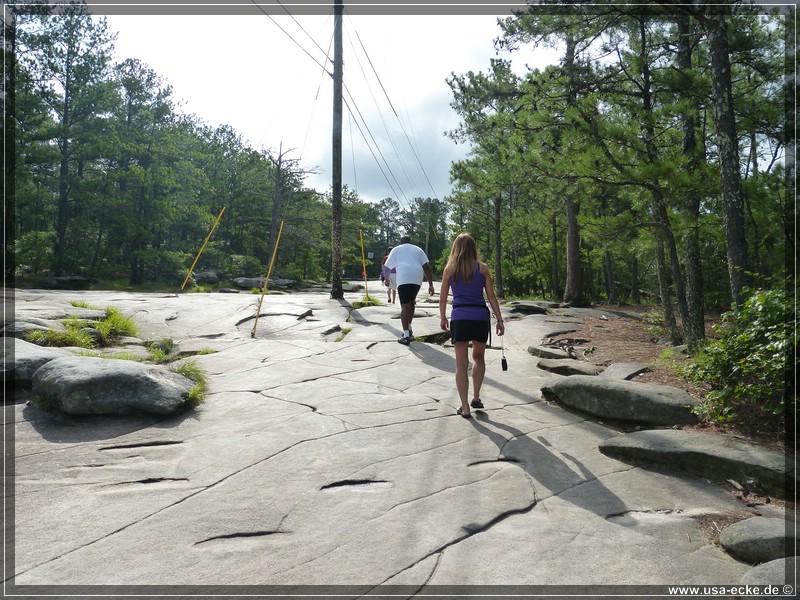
left=553, top=305, right=787, bottom=452
left=545, top=304, right=711, bottom=401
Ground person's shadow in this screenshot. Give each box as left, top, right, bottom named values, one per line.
left=466, top=410, right=628, bottom=519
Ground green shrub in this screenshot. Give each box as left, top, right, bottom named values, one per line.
left=683, top=287, right=795, bottom=436
left=223, top=254, right=263, bottom=279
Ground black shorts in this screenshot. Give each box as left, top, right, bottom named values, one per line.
left=397, top=283, right=421, bottom=305
left=450, top=319, right=490, bottom=343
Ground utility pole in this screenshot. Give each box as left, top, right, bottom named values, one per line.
left=329, top=0, right=344, bottom=299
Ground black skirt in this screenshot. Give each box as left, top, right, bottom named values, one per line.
left=450, top=319, right=490, bottom=343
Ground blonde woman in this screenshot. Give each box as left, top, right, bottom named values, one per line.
left=439, top=233, right=505, bottom=418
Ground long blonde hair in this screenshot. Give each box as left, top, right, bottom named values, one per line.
left=445, top=232, right=480, bottom=284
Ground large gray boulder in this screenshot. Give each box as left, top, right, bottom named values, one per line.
left=232, top=276, right=266, bottom=289
left=541, top=375, right=700, bottom=425
left=740, top=557, right=797, bottom=592
left=32, top=356, right=195, bottom=415
left=6, top=339, right=73, bottom=387
left=720, top=517, right=797, bottom=565
left=599, top=429, right=792, bottom=498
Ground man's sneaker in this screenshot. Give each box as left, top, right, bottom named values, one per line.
left=398, top=335, right=411, bottom=345
left=408, top=328, right=414, bottom=341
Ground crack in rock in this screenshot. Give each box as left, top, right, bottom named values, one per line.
left=98, top=441, right=182, bottom=451
left=468, top=457, right=522, bottom=467
left=321, top=479, right=392, bottom=491
left=102, top=477, right=189, bottom=487
left=194, top=530, right=290, bottom=545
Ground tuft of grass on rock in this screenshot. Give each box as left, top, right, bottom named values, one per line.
left=24, top=323, right=95, bottom=348
left=68, top=300, right=99, bottom=309
left=172, top=359, right=208, bottom=407
left=352, top=294, right=382, bottom=309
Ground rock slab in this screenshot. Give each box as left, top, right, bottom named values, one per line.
left=599, top=429, right=793, bottom=499
left=541, top=374, right=700, bottom=425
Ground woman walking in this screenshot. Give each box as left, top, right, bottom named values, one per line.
left=439, top=233, right=505, bottom=418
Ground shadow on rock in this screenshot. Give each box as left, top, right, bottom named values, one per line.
left=468, top=412, right=629, bottom=518
left=20, top=399, right=200, bottom=444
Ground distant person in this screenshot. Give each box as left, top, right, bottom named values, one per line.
left=381, top=246, right=397, bottom=304
left=439, top=232, right=504, bottom=418
left=384, top=236, right=434, bottom=345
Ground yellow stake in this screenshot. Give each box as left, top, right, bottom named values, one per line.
left=252, top=220, right=285, bottom=338
left=359, top=228, right=369, bottom=298
left=181, top=207, right=226, bottom=290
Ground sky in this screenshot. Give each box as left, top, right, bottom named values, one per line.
left=102, top=8, right=561, bottom=209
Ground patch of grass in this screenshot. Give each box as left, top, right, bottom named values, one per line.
left=352, top=294, right=382, bottom=309
left=91, top=306, right=138, bottom=345
left=24, top=324, right=96, bottom=348
left=172, top=359, right=208, bottom=407
left=335, top=327, right=352, bottom=342
left=69, top=300, right=99, bottom=309
left=146, top=338, right=176, bottom=363
left=196, top=348, right=216, bottom=355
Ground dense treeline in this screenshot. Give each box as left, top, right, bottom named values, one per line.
left=446, top=4, right=791, bottom=352
left=4, top=3, right=450, bottom=288
left=4, top=3, right=792, bottom=320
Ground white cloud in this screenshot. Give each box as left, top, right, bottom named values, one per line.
left=103, top=12, right=557, bottom=204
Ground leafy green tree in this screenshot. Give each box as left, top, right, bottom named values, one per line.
left=16, top=5, right=117, bottom=275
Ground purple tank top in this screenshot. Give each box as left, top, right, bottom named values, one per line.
left=450, top=264, right=489, bottom=321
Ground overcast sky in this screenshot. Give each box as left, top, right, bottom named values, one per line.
left=103, top=9, right=560, bottom=209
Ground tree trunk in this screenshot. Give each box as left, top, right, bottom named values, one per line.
left=629, top=255, right=640, bottom=304
left=4, top=11, right=16, bottom=284
left=550, top=212, right=560, bottom=300
left=704, top=10, right=750, bottom=305
left=563, top=196, right=585, bottom=306
left=655, top=234, right=681, bottom=345
left=677, top=13, right=705, bottom=351
left=493, top=194, right=503, bottom=296
left=604, top=248, right=617, bottom=304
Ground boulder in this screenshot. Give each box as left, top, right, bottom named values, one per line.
left=232, top=277, right=267, bottom=290
left=720, top=517, right=796, bottom=564
left=541, top=375, right=699, bottom=425
left=5, top=339, right=73, bottom=387
left=740, top=557, right=797, bottom=591
left=32, top=356, right=195, bottom=415
left=537, top=358, right=602, bottom=376
left=599, top=429, right=793, bottom=499
left=2, top=320, right=57, bottom=340
left=509, top=301, right=552, bottom=315
left=194, top=270, right=222, bottom=284
left=38, top=275, right=95, bottom=290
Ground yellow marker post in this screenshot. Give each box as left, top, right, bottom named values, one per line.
left=359, top=228, right=369, bottom=298
left=181, top=207, right=226, bottom=289
left=252, top=220, right=284, bottom=338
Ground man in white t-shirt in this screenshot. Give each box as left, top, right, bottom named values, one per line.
left=385, top=236, right=435, bottom=345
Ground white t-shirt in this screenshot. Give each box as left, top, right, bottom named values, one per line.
left=385, top=243, right=430, bottom=286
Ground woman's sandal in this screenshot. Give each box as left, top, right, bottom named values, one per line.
left=456, top=407, right=472, bottom=419
left=470, top=398, right=484, bottom=409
